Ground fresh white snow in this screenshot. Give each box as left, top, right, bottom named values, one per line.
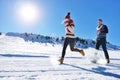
left=0, top=34, right=120, bottom=80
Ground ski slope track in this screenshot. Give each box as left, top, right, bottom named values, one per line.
left=0, top=34, right=120, bottom=80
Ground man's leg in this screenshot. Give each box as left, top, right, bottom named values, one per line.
left=69, top=38, right=85, bottom=56
left=101, top=38, right=110, bottom=63
left=95, top=39, right=101, bottom=55
left=58, top=38, right=69, bottom=64
left=95, top=39, right=101, bottom=50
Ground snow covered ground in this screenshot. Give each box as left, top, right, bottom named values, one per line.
left=0, top=34, right=120, bottom=80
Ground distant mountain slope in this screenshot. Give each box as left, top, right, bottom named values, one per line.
left=4, top=32, right=120, bottom=50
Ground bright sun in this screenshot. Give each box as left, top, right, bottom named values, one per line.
left=17, top=2, right=40, bottom=26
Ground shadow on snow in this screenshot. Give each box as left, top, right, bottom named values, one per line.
left=64, top=63, right=120, bottom=79
left=0, top=54, right=49, bottom=58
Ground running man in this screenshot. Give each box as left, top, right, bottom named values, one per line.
left=96, top=19, right=110, bottom=63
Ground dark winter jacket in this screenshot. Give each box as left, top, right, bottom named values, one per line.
left=97, top=24, right=108, bottom=39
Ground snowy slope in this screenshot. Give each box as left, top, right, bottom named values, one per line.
left=0, top=34, right=120, bottom=80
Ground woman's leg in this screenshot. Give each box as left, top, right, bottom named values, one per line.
left=61, top=38, right=69, bottom=58
left=69, top=38, right=85, bottom=56
left=69, top=38, right=80, bottom=52
left=58, top=38, right=69, bottom=64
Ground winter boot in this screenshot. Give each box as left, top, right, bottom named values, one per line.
left=79, top=50, right=85, bottom=56
left=58, top=58, right=64, bottom=64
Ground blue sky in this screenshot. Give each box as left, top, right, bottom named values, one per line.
left=0, top=0, right=120, bottom=45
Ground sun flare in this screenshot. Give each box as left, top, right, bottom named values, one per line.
left=17, top=2, right=40, bottom=26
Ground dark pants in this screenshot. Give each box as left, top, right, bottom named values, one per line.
left=96, top=38, right=109, bottom=59
left=61, top=37, right=80, bottom=58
